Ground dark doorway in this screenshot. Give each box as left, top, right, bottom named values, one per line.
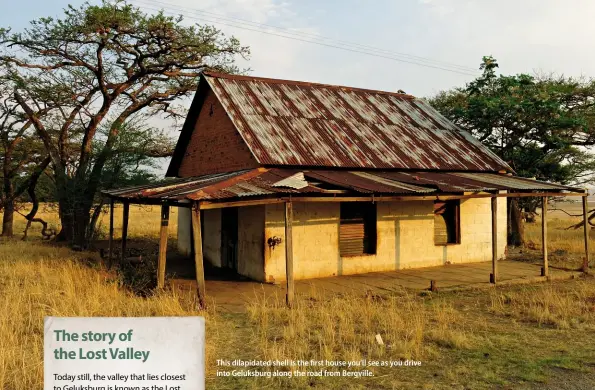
left=221, top=207, right=239, bottom=271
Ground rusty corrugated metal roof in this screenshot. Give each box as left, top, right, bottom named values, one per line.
left=104, top=168, right=580, bottom=203
left=106, top=170, right=250, bottom=200
left=373, top=172, right=499, bottom=192
left=304, top=171, right=434, bottom=194
left=202, top=71, right=511, bottom=172
left=452, top=173, right=573, bottom=191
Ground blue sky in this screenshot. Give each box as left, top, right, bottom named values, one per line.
left=4, top=0, right=595, bottom=176
left=3, top=0, right=595, bottom=98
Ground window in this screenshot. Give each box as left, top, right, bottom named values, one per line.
left=340, top=202, right=377, bottom=256
left=434, top=200, right=460, bottom=245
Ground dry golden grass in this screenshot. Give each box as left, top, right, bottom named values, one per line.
left=235, top=280, right=595, bottom=389
left=247, top=288, right=469, bottom=363
left=490, top=282, right=595, bottom=329
left=0, top=241, right=209, bottom=390
left=1, top=202, right=595, bottom=389
left=1, top=238, right=594, bottom=389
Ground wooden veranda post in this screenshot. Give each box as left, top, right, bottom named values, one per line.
left=108, top=199, right=114, bottom=268
left=157, top=204, right=170, bottom=289
left=191, top=203, right=207, bottom=308
left=583, top=195, right=590, bottom=273
left=541, top=197, right=549, bottom=277
left=490, top=196, right=498, bottom=284
left=120, top=201, right=130, bottom=265
left=285, top=201, right=294, bottom=307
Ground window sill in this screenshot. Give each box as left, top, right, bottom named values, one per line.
left=434, top=243, right=461, bottom=247
left=340, top=253, right=377, bottom=258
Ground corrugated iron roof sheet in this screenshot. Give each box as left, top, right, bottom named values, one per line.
left=373, top=172, right=499, bottom=192
left=203, top=72, right=511, bottom=172
left=105, top=170, right=249, bottom=199
left=304, top=171, right=434, bottom=194
left=452, top=173, right=571, bottom=191
left=103, top=169, right=581, bottom=203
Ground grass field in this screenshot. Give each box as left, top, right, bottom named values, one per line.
left=1, top=202, right=595, bottom=389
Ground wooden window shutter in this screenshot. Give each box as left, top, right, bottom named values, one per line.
left=340, top=202, right=376, bottom=256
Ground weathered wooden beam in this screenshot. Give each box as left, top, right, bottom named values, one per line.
left=541, top=197, right=549, bottom=277
left=430, top=280, right=437, bottom=292
left=284, top=192, right=586, bottom=203
left=157, top=204, right=170, bottom=289
left=120, top=202, right=130, bottom=265
left=199, top=198, right=284, bottom=210
left=108, top=199, right=114, bottom=268
left=285, top=201, right=294, bottom=308
left=490, top=196, right=498, bottom=284
left=191, top=202, right=207, bottom=308
left=107, top=190, right=587, bottom=212
left=583, top=196, right=590, bottom=273
left=103, top=195, right=191, bottom=207
left=286, top=196, right=440, bottom=203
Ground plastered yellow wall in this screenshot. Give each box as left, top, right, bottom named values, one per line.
left=263, top=197, right=507, bottom=282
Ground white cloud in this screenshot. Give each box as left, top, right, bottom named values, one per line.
left=413, top=0, right=595, bottom=79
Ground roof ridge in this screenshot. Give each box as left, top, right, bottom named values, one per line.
left=202, top=71, right=416, bottom=99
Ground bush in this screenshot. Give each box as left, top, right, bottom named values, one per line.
left=118, top=257, right=158, bottom=296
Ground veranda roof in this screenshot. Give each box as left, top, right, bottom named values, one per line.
left=103, top=168, right=584, bottom=207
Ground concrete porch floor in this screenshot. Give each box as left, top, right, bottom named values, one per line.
left=170, top=260, right=583, bottom=313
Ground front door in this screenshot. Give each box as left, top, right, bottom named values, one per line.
left=221, top=207, right=238, bottom=271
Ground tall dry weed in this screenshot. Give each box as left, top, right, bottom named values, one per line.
left=246, top=288, right=472, bottom=366
left=0, top=241, right=207, bottom=390
left=489, top=282, right=595, bottom=329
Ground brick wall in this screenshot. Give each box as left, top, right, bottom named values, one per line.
left=177, top=89, right=258, bottom=177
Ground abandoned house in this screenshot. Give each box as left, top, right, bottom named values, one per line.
left=105, top=71, right=588, bottom=305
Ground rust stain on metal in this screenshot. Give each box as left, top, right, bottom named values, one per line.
left=203, top=71, right=511, bottom=172
left=453, top=173, right=569, bottom=190
left=186, top=168, right=268, bottom=200
left=104, top=169, right=578, bottom=203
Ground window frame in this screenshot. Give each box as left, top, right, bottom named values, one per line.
left=433, top=200, right=461, bottom=246
left=339, top=202, right=377, bottom=257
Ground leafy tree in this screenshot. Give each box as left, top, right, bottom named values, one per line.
left=86, top=115, right=175, bottom=240
left=0, top=78, right=50, bottom=236
left=430, top=57, right=595, bottom=244
left=0, top=1, right=249, bottom=247
left=96, top=114, right=174, bottom=191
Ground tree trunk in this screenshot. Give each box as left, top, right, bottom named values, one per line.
left=87, top=199, right=105, bottom=241
left=2, top=172, right=15, bottom=237
left=55, top=181, right=92, bottom=248
left=56, top=204, right=91, bottom=248
left=508, top=198, right=525, bottom=246
left=1, top=200, right=14, bottom=237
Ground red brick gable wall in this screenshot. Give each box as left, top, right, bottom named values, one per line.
left=178, top=89, right=258, bottom=177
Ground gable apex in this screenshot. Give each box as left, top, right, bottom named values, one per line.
left=166, top=77, right=258, bottom=177
left=169, top=72, right=511, bottom=176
